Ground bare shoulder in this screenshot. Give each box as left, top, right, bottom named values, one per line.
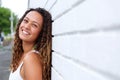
left=24, top=50, right=41, bottom=63
left=23, top=50, right=42, bottom=69
left=23, top=50, right=42, bottom=80
left=23, top=51, right=42, bottom=67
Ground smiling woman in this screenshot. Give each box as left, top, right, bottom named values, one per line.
left=9, top=7, right=52, bottom=80
left=19, top=11, right=43, bottom=42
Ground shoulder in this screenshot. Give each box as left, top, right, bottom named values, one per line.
left=23, top=50, right=42, bottom=79
left=23, top=50, right=42, bottom=65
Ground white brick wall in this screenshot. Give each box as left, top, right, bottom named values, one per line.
left=29, top=0, right=120, bottom=80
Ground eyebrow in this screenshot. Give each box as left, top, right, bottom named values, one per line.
left=24, top=17, right=41, bottom=26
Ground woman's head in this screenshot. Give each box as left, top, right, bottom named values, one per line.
left=17, top=8, right=52, bottom=50
left=11, top=8, right=52, bottom=80
left=19, top=11, right=43, bottom=43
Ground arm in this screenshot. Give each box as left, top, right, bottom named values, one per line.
left=23, top=51, right=42, bottom=80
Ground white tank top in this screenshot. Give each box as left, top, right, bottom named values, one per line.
left=9, top=50, right=39, bottom=80
left=9, top=62, right=23, bottom=80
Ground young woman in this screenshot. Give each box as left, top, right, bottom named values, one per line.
left=9, top=8, right=52, bottom=80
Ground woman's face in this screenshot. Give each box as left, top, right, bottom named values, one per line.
left=19, top=11, right=43, bottom=43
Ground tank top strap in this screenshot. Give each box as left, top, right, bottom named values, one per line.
left=31, top=50, right=39, bottom=54
left=18, top=61, right=23, bottom=69
left=23, top=50, right=39, bottom=60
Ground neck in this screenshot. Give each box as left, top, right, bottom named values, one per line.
left=22, top=41, right=35, bottom=54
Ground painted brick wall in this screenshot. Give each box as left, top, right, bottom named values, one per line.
left=29, top=0, right=120, bottom=80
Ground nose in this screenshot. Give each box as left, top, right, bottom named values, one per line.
left=24, top=23, right=30, bottom=29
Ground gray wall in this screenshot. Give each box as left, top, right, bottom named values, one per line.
left=29, top=0, right=120, bottom=80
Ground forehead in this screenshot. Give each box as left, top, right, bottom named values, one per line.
left=25, top=11, right=43, bottom=24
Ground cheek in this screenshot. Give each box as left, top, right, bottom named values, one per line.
left=32, top=30, right=41, bottom=39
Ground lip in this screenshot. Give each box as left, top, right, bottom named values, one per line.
left=22, top=30, right=29, bottom=35
left=21, top=29, right=30, bottom=35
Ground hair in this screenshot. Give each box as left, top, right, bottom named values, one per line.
left=10, top=7, right=52, bottom=80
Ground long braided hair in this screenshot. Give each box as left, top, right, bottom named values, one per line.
left=10, top=8, right=52, bottom=80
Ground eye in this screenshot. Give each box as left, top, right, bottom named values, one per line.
left=32, top=24, right=38, bottom=28
left=23, top=18, right=28, bottom=23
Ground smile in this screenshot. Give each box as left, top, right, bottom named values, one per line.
left=22, top=30, right=30, bottom=35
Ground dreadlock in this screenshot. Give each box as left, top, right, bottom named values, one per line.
left=10, top=8, right=52, bottom=80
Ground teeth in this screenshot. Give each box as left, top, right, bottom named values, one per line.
left=22, top=30, right=29, bottom=35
